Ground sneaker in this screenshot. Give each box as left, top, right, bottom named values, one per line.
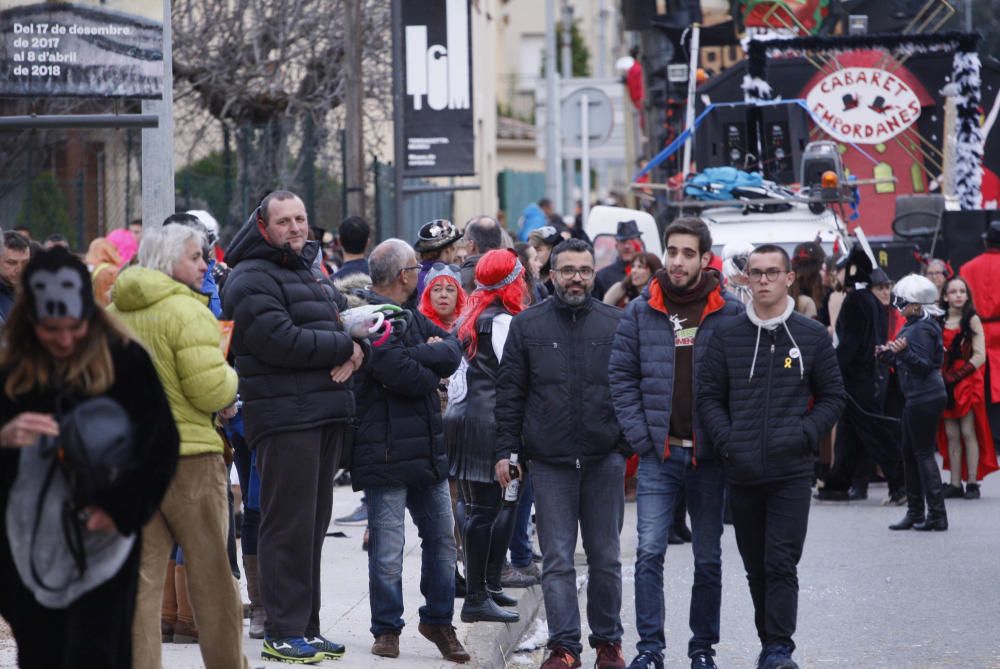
left=371, top=632, right=400, bottom=658
left=418, top=623, right=471, bottom=663
left=540, top=646, right=582, bottom=669
left=690, top=652, right=718, bottom=669
left=335, top=502, right=368, bottom=525
left=965, top=483, right=981, bottom=499
left=262, top=637, right=323, bottom=664
left=626, top=651, right=664, bottom=669
left=501, top=561, right=540, bottom=588
left=942, top=483, right=965, bottom=499
left=595, top=641, right=625, bottom=669
left=305, top=635, right=345, bottom=660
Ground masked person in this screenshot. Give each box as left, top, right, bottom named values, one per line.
left=881, top=275, right=949, bottom=532
left=0, top=248, right=179, bottom=669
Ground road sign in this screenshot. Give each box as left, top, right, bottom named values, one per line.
left=560, top=86, right=614, bottom=148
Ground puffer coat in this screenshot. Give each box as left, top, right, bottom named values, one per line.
left=109, top=266, right=237, bottom=457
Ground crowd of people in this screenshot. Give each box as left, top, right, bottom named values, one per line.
left=0, top=190, right=999, bottom=669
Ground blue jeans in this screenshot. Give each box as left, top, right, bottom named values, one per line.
left=635, top=450, right=725, bottom=658
left=532, top=454, right=625, bottom=658
left=509, top=471, right=535, bottom=569
left=366, top=479, right=456, bottom=636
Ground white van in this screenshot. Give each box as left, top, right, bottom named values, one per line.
left=701, top=202, right=850, bottom=259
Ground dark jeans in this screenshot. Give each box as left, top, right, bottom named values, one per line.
left=510, top=471, right=535, bottom=569
left=532, top=454, right=626, bottom=658
left=366, top=479, right=456, bottom=636
left=232, top=432, right=261, bottom=555
left=255, top=424, right=342, bottom=639
left=634, top=450, right=725, bottom=658
left=900, top=398, right=947, bottom=520
left=826, top=395, right=903, bottom=495
left=0, top=538, right=141, bottom=669
left=729, top=476, right=812, bottom=652
left=459, top=479, right=519, bottom=595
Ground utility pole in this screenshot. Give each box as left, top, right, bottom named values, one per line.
left=344, top=0, right=366, bottom=218
left=544, top=0, right=562, bottom=213
left=561, top=2, right=574, bottom=215
left=142, top=0, right=174, bottom=226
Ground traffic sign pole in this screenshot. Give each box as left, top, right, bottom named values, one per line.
left=581, top=93, right=590, bottom=227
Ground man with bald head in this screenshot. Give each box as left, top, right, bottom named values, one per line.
left=460, top=215, right=504, bottom=293
left=348, top=239, right=469, bottom=662
left=222, top=191, right=364, bottom=664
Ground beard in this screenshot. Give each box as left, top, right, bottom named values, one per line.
left=554, top=280, right=592, bottom=307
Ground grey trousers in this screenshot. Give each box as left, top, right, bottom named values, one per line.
left=255, top=424, right=342, bottom=639
left=531, top=453, right=626, bottom=657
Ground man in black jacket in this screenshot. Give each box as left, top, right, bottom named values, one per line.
left=350, top=239, right=470, bottom=664
left=496, top=238, right=627, bottom=669
left=593, top=220, right=642, bottom=301
left=459, top=215, right=503, bottom=293
left=699, top=245, right=844, bottom=669
left=222, top=191, right=364, bottom=664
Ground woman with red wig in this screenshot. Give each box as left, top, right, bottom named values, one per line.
left=419, top=262, right=467, bottom=330
left=444, top=249, right=528, bottom=624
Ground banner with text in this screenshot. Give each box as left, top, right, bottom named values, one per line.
left=0, top=2, right=163, bottom=98
left=398, top=0, right=475, bottom=177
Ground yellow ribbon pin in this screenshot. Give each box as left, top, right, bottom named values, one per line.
left=784, top=358, right=793, bottom=369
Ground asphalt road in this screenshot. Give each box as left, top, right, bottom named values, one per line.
left=522, top=466, right=1000, bottom=669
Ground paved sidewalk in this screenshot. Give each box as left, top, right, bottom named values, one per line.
left=0, top=486, right=533, bottom=669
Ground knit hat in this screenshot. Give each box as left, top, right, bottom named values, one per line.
left=23, top=247, right=96, bottom=323
left=106, top=228, right=138, bottom=267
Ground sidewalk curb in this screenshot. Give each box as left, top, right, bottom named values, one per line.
left=462, top=584, right=544, bottom=669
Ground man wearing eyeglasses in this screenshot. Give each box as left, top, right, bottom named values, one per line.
left=496, top=238, right=628, bottom=669
left=609, top=218, right=743, bottom=669
left=698, top=245, right=844, bottom=669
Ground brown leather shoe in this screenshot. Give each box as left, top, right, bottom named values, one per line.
left=540, top=646, right=582, bottom=669
left=594, top=641, right=625, bottom=669
left=418, top=623, right=470, bottom=663
left=371, top=632, right=400, bottom=658
left=171, top=619, right=198, bottom=644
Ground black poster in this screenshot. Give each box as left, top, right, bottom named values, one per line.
left=0, top=3, right=163, bottom=98
left=399, top=0, right=475, bottom=177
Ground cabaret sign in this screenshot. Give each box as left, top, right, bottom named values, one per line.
left=806, top=67, right=921, bottom=145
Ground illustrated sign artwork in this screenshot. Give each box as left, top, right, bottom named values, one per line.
left=400, top=0, right=474, bottom=177
left=805, top=67, right=921, bottom=144
left=0, top=2, right=163, bottom=98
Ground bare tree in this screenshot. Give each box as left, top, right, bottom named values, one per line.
left=171, top=0, right=392, bottom=221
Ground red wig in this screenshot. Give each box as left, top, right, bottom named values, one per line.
left=458, top=249, right=527, bottom=356
left=419, top=274, right=466, bottom=331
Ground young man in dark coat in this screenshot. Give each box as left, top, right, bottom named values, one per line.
left=609, top=219, right=743, bottom=669
left=699, top=245, right=845, bottom=669
left=495, top=238, right=627, bottom=669
left=349, top=239, right=470, bottom=664
left=222, top=191, right=364, bottom=664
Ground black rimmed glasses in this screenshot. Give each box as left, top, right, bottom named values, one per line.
left=555, top=266, right=595, bottom=280
left=747, top=268, right=786, bottom=283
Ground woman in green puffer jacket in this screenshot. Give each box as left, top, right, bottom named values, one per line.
left=107, top=223, right=247, bottom=669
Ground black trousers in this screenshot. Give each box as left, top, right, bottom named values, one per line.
left=0, top=537, right=141, bottom=669
left=255, top=424, right=342, bottom=638
left=459, top=479, right=518, bottom=595
left=827, top=394, right=903, bottom=495
left=729, top=477, right=812, bottom=651
left=900, top=398, right=947, bottom=520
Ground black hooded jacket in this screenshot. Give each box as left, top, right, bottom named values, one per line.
left=349, top=289, right=462, bottom=491
left=221, top=210, right=357, bottom=444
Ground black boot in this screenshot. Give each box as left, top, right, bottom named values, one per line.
left=889, top=512, right=924, bottom=530
left=463, top=505, right=494, bottom=603
left=487, top=587, right=518, bottom=607
left=915, top=448, right=948, bottom=531
left=460, top=592, right=519, bottom=623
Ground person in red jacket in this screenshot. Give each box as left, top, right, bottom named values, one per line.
left=959, top=220, right=1000, bottom=450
